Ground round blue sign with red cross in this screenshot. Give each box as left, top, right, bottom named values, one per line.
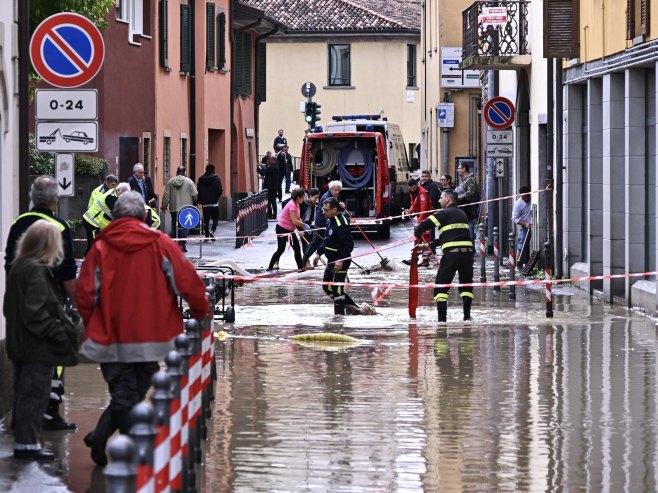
left=30, top=12, right=105, bottom=89
left=483, top=97, right=516, bottom=130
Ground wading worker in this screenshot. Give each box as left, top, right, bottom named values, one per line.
left=415, top=190, right=474, bottom=323
left=77, top=191, right=208, bottom=466
left=266, top=188, right=306, bottom=272
left=312, top=197, right=358, bottom=315
left=302, top=180, right=344, bottom=267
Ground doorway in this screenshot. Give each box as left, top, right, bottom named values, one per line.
left=119, top=137, right=139, bottom=181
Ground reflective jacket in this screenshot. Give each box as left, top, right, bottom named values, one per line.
left=146, top=206, right=161, bottom=229
left=83, top=188, right=117, bottom=229
left=415, top=204, right=473, bottom=252
left=317, top=212, right=353, bottom=262
left=77, top=217, right=209, bottom=363
left=88, top=184, right=106, bottom=209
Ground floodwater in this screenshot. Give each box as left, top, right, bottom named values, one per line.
left=51, top=267, right=658, bottom=492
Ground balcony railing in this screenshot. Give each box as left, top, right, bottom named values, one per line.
left=462, top=1, right=530, bottom=60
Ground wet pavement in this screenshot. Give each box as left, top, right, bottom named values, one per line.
left=2, top=218, right=658, bottom=492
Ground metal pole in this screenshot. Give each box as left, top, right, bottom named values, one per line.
left=493, top=226, right=500, bottom=291
left=442, top=92, right=450, bottom=175
left=18, top=0, right=30, bottom=212
left=555, top=58, right=564, bottom=278
left=479, top=222, right=487, bottom=282
left=545, top=241, right=553, bottom=318
left=508, top=231, right=516, bottom=299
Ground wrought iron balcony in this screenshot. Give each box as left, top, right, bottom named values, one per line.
left=461, top=1, right=531, bottom=70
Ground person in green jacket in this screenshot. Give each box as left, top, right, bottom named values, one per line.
left=4, top=220, right=81, bottom=461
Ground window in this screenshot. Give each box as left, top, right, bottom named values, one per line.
left=116, top=0, right=148, bottom=37
left=163, top=136, right=171, bottom=184
left=407, top=44, right=417, bottom=87
left=181, top=136, right=188, bottom=170
left=206, top=3, right=216, bottom=70
left=232, top=31, right=252, bottom=96
left=218, top=12, right=226, bottom=70
left=328, top=44, right=350, bottom=86
left=180, top=4, right=192, bottom=73
left=143, top=134, right=151, bottom=175
left=627, top=0, right=650, bottom=39
left=159, top=0, right=169, bottom=70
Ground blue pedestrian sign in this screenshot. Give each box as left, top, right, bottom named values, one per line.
left=178, top=206, right=200, bottom=229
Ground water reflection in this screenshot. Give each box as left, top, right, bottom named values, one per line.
left=203, top=319, right=658, bottom=492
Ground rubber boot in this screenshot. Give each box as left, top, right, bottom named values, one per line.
left=437, top=302, right=447, bottom=323
left=334, top=297, right=346, bottom=315
left=84, top=407, right=117, bottom=467
left=463, top=298, right=473, bottom=321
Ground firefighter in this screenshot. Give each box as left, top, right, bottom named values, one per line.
left=312, top=197, right=359, bottom=315
left=414, top=190, right=474, bottom=322
left=82, top=182, right=130, bottom=255
left=404, top=178, right=433, bottom=267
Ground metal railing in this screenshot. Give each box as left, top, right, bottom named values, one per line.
left=234, top=191, right=268, bottom=248
left=462, top=1, right=530, bottom=58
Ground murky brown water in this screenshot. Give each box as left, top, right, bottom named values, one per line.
left=56, top=272, right=658, bottom=492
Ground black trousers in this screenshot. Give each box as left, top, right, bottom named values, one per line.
left=322, top=259, right=352, bottom=299
left=268, top=224, right=302, bottom=269
left=267, top=189, right=278, bottom=219
left=201, top=205, right=219, bottom=236
left=12, top=362, right=52, bottom=448
left=83, top=219, right=100, bottom=256
left=433, top=251, right=474, bottom=303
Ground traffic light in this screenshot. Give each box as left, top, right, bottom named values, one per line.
left=304, top=102, right=314, bottom=124
left=311, top=102, right=322, bottom=126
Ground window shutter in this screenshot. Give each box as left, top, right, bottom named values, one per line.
left=159, top=0, right=169, bottom=69
left=641, top=0, right=649, bottom=36
left=180, top=4, right=191, bottom=73
left=243, top=32, right=252, bottom=96
left=543, top=0, right=580, bottom=58
left=218, top=12, right=226, bottom=69
left=256, top=42, right=267, bottom=103
left=206, top=3, right=216, bottom=70
left=627, top=0, right=635, bottom=39
left=232, top=30, right=243, bottom=95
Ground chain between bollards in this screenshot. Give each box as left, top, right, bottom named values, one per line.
left=508, top=231, right=516, bottom=300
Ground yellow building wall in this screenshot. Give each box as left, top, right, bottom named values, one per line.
left=259, top=40, right=421, bottom=159
left=580, top=0, right=634, bottom=62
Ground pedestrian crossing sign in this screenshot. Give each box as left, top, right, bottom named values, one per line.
left=178, top=205, right=200, bottom=229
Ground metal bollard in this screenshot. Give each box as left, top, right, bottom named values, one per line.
left=544, top=241, right=553, bottom=318
left=129, top=402, right=157, bottom=493
left=151, top=371, right=172, bottom=493
left=204, top=286, right=216, bottom=408
left=175, top=334, right=194, bottom=493
left=508, top=232, right=516, bottom=300
left=234, top=199, right=243, bottom=249
left=493, top=227, right=500, bottom=291
left=184, top=318, right=204, bottom=466
left=479, top=223, right=487, bottom=283
left=105, top=435, right=137, bottom=493
left=200, top=291, right=213, bottom=433
left=166, top=350, right=184, bottom=493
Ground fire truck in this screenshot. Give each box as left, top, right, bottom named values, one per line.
left=299, top=115, right=416, bottom=239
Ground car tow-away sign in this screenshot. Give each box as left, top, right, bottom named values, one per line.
left=36, top=121, right=98, bottom=152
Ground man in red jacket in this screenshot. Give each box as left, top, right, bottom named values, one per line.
left=404, top=178, right=433, bottom=267
left=77, top=191, right=209, bottom=466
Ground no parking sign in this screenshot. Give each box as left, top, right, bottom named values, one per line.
left=30, top=12, right=105, bottom=88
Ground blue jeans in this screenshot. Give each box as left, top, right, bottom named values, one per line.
left=170, top=212, right=190, bottom=249
left=517, top=226, right=530, bottom=254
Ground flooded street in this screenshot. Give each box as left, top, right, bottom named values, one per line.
left=15, top=254, right=658, bottom=493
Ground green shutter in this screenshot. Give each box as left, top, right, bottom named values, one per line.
left=243, top=32, right=252, bottom=96
left=159, top=0, right=169, bottom=69
left=180, top=4, right=191, bottom=73
left=232, top=29, right=243, bottom=95
left=206, top=3, right=216, bottom=70
left=256, top=42, right=266, bottom=102
left=218, top=12, right=226, bottom=70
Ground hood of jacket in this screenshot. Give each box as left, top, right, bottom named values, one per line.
left=96, top=217, right=160, bottom=253
left=170, top=175, right=188, bottom=188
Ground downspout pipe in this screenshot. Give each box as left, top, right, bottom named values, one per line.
left=19, top=0, right=29, bottom=212
left=229, top=0, right=235, bottom=202
left=555, top=58, right=563, bottom=278
left=189, top=0, right=197, bottom=182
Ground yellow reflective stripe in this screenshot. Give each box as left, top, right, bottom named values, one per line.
left=56, top=366, right=63, bottom=378
left=433, top=293, right=449, bottom=302
left=460, top=292, right=474, bottom=299
left=13, top=212, right=66, bottom=232
left=325, top=246, right=338, bottom=251
left=429, top=215, right=440, bottom=227
left=83, top=211, right=101, bottom=228
left=334, top=216, right=342, bottom=226
left=443, top=241, right=474, bottom=249
left=438, top=223, right=469, bottom=233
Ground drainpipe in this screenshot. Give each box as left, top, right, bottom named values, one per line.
left=546, top=58, right=555, bottom=270
left=189, top=0, right=197, bottom=182
left=555, top=58, right=563, bottom=278
left=229, top=0, right=235, bottom=202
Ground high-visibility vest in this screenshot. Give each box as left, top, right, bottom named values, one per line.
left=87, top=184, right=105, bottom=209
left=83, top=188, right=116, bottom=230
left=12, top=212, right=66, bottom=232
left=146, top=206, right=161, bottom=229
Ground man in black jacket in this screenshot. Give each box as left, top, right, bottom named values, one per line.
left=128, top=163, right=157, bottom=207
left=313, top=197, right=359, bottom=315
left=277, top=145, right=293, bottom=199
left=196, top=164, right=223, bottom=240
